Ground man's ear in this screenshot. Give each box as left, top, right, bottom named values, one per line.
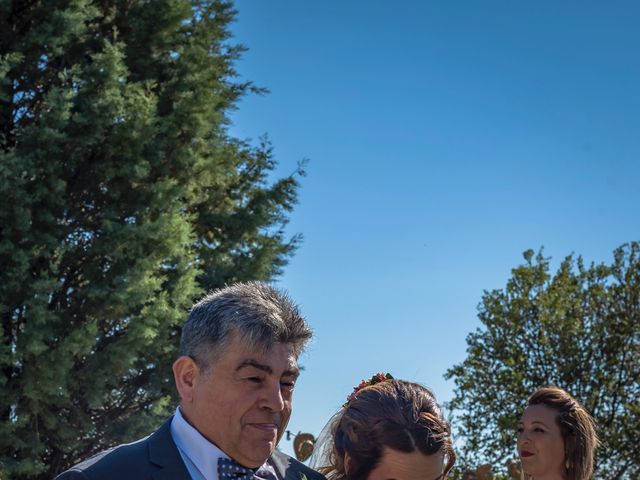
left=173, top=356, right=199, bottom=403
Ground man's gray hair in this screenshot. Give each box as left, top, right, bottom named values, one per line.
left=179, top=281, right=312, bottom=369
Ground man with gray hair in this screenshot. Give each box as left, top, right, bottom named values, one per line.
left=56, top=282, right=325, bottom=480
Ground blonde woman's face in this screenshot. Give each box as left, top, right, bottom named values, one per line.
left=366, top=447, right=444, bottom=480
left=517, top=404, right=566, bottom=479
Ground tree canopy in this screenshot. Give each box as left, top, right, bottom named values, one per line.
left=0, top=1, right=303, bottom=478
left=445, top=242, right=640, bottom=480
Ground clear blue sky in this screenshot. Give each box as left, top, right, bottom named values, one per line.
left=227, top=1, right=640, bottom=458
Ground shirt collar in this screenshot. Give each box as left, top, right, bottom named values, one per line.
left=170, top=406, right=229, bottom=480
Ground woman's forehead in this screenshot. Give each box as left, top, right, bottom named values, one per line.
left=521, top=404, right=559, bottom=424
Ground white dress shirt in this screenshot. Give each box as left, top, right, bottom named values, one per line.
left=170, top=406, right=231, bottom=480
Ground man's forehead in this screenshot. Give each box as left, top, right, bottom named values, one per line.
left=224, top=331, right=294, bottom=355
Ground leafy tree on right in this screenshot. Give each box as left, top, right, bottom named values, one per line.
left=445, top=242, right=640, bottom=480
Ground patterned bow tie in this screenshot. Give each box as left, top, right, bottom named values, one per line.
left=218, top=457, right=256, bottom=480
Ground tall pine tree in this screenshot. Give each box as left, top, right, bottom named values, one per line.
left=0, top=1, right=303, bottom=478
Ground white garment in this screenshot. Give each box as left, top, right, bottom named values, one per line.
left=170, top=406, right=229, bottom=480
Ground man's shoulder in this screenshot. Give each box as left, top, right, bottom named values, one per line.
left=55, top=419, right=181, bottom=480
left=271, top=450, right=326, bottom=480
left=55, top=434, right=152, bottom=479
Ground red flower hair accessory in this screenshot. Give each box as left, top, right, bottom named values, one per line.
left=344, top=373, right=394, bottom=406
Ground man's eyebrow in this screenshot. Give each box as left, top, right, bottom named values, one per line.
left=236, top=360, right=300, bottom=377
left=237, top=360, right=272, bottom=374
left=285, top=366, right=300, bottom=378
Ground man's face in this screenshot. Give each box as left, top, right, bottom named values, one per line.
left=178, top=335, right=299, bottom=468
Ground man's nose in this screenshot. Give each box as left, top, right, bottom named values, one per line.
left=262, top=381, right=285, bottom=411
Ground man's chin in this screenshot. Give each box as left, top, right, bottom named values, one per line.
left=240, top=443, right=275, bottom=468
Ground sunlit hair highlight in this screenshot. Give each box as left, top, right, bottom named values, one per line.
left=179, top=281, right=312, bottom=370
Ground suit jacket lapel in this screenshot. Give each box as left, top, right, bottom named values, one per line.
left=270, top=450, right=298, bottom=480
left=148, top=418, right=192, bottom=480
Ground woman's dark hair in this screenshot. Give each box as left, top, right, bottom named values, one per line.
left=323, top=379, right=455, bottom=480
left=525, top=387, right=598, bottom=480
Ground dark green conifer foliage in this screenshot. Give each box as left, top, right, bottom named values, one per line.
left=445, top=242, right=640, bottom=480
left=0, top=1, right=303, bottom=478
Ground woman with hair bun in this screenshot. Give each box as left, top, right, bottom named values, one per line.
left=517, top=386, right=599, bottom=480
left=311, top=374, right=456, bottom=480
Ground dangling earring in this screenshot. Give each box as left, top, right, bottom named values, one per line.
left=565, top=459, right=571, bottom=470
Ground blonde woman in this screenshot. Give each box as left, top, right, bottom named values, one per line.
left=517, top=387, right=598, bottom=480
